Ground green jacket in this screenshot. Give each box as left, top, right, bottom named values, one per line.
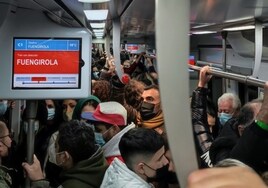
left=60, top=147, right=108, bottom=188
left=0, top=166, right=12, bottom=188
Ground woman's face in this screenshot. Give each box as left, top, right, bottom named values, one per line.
left=82, top=104, right=96, bottom=113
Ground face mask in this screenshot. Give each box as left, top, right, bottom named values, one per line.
left=93, top=71, right=100, bottom=79
left=94, top=132, right=106, bottom=147
left=219, top=112, right=232, bottom=125
left=47, top=108, right=55, bottom=120
left=140, top=101, right=160, bottom=120
left=0, top=100, right=8, bottom=116
left=48, top=143, right=64, bottom=166
left=63, top=111, right=73, bottom=122
left=143, top=163, right=170, bottom=183
left=24, top=121, right=39, bottom=134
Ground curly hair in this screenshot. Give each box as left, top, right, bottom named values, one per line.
left=92, top=80, right=111, bottom=102
left=124, top=79, right=145, bottom=109
left=57, top=120, right=96, bottom=164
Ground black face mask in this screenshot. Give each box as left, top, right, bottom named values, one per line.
left=145, top=164, right=168, bottom=182
left=140, top=101, right=158, bottom=120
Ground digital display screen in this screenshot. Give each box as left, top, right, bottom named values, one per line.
left=125, top=44, right=145, bottom=54
left=12, top=38, right=82, bottom=89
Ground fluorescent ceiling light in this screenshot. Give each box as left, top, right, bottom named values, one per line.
left=94, top=32, right=103, bottom=36
left=223, top=25, right=255, bottom=31
left=79, top=0, right=110, bottom=3
left=90, top=23, right=105, bottom=28
left=93, top=29, right=104, bottom=33
left=191, top=31, right=217, bottom=35
left=84, top=9, right=108, bottom=20
left=96, top=36, right=103, bottom=39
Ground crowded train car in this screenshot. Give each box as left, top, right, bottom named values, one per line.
left=1, top=0, right=268, bottom=187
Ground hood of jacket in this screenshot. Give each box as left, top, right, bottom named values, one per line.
left=60, top=147, right=108, bottom=188
left=100, top=158, right=154, bottom=188
left=102, top=122, right=135, bottom=158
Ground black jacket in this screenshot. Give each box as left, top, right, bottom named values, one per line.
left=209, top=118, right=240, bottom=165
left=191, top=87, right=214, bottom=168
left=230, top=122, right=268, bottom=173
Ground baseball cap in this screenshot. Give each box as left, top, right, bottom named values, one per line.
left=81, top=101, right=127, bottom=126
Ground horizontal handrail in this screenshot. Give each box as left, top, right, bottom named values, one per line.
left=189, top=65, right=266, bottom=88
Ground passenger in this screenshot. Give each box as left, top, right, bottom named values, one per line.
left=72, top=95, right=101, bottom=120
left=191, top=65, right=241, bottom=167
left=217, top=92, right=241, bottom=127
left=0, top=121, right=44, bottom=188
left=123, top=53, right=143, bottom=77
left=209, top=99, right=262, bottom=165
left=92, top=80, right=111, bottom=102
left=137, top=85, right=165, bottom=134
left=62, top=99, right=78, bottom=122
left=124, top=79, right=145, bottom=124
left=101, top=128, right=169, bottom=188
left=161, top=133, right=180, bottom=188
left=23, top=120, right=108, bottom=188
left=206, top=97, right=219, bottom=139
left=81, top=101, right=135, bottom=164
left=229, top=81, right=268, bottom=173
left=91, top=64, right=100, bottom=81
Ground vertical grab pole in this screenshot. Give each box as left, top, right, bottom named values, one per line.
left=113, top=18, right=124, bottom=81
left=25, top=100, right=38, bottom=188
left=155, top=0, right=198, bottom=187
left=105, top=29, right=111, bottom=58
left=221, top=31, right=228, bottom=93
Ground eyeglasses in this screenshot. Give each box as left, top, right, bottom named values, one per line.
left=0, top=132, right=14, bottom=139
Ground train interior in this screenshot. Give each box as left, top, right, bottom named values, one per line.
left=1, top=0, right=268, bottom=187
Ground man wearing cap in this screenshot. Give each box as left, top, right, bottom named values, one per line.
left=81, top=101, right=135, bottom=164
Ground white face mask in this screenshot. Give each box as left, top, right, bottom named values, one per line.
left=47, top=108, right=55, bottom=120
left=0, top=100, right=8, bottom=116
left=48, top=142, right=64, bottom=166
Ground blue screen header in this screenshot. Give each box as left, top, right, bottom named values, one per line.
left=14, top=39, right=80, bottom=51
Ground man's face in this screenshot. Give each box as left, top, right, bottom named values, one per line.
left=165, top=150, right=175, bottom=172
left=142, top=146, right=169, bottom=177
left=142, top=88, right=160, bottom=105
left=94, top=123, right=117, bottom=142
left=218, top=99, right=234, bottom=115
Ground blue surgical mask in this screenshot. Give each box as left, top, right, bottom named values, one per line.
left=94, top=132, right=106, bottom=147
left=0, top=100, right=8, bottom=116
left=47, top=108, right=55, bottom=120
left=93, top=71, right=100, bottom=79
left=219, top=112, right=232, bottom=125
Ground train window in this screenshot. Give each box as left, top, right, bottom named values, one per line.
left=12, top=37, right=82, bottom=89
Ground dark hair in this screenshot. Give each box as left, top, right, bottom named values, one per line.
left=144, top=84, right=159, bottom=91
left=206, top=97, right=217, bottom=118
left=119, top=128, right=164, bottom=170
left=57, top=120, right=96, bottom=164
left=92, top=80, right=111, bottom=102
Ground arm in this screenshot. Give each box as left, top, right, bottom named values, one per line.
left=22, top=155, right=51, bottom=188
left=191, top=66, right=214, bottom=167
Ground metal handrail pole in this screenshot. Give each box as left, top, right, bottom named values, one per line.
left=189, top=65, right=266, bottom=88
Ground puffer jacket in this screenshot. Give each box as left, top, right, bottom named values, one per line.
left=191, top=87, right=214, bottom=168
left=100, top=158, right=154, bottom=188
